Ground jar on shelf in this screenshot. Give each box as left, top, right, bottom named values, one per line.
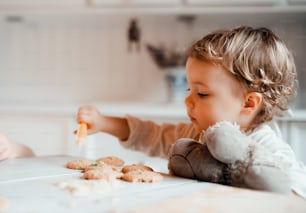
left=165, top=66, right=187, bottom=104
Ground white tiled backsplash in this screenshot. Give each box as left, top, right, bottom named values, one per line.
left=0, top=13, right=305, bottom=107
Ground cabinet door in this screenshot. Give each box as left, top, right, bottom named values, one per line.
left=0, top=0, right=84, bottom=6
left=286, top=121, right=306, bottom=164
left=128, top=0, right=180, bottom=5
left=288, top=0, right=306, bottom=4
left=186, top=0, right=278, bottom=5
left=0, top=114, right=71, bottom=156
left=276, top=120, right=290, bottom=144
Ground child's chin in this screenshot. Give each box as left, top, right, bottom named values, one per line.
left=192, top=124, right=203, bottom=132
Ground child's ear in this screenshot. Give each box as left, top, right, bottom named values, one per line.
left=242, top=92, right=262, bottom=115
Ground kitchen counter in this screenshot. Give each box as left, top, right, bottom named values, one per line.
left=1, top=155, right=306, bottom=213
left=1, top=101, right=306, bottom=162
left=1, top=101, right=306, bottom=121
left=0, top=101, right=188, bottom=119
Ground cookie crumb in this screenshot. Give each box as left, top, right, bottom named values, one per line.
left=53, top=179, right=115, bottom=196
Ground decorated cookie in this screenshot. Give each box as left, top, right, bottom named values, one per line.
left=83, top=161, right=108, bottom=172
left=96, top=156, right=125, bottom=167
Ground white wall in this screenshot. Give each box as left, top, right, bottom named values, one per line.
left=0, top=12, right=305, bottom=107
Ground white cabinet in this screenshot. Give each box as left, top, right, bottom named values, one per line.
left=277, top=119, right=306, bottom=164
left=186, top=0, right=278, bottom=6
left=87, top=0, right=181, bottom=6
left=0, top=0, right=305, bottom=15
left=288, top=0, right=306, bottom=4
left=287, top=122, right=306, bottom=163
left=0, top=0, right=84, bottom=6
left=86, top=0, right=123, bottom=6
left=0, top=113, right=76, bottom=156
left=127, top=0, right=180, bottom=5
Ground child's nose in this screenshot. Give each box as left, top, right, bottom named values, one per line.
left=185, top=94, right=194, bottom=109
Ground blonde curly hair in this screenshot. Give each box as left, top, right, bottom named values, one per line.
left=188, top=26, right=297, bottom=129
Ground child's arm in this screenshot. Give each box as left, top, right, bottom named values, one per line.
left=77, top=105, right=130, bottom=141
left=0, top=133, right=35, bottom=160
left=77, top=105, right=199, bottom=158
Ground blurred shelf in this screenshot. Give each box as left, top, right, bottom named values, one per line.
left=0, top=3, right=306, bottom=16
left=0, top=101, right=188, bottom=119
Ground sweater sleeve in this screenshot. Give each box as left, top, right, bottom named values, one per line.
left=119, top=115, right=199, bottom=158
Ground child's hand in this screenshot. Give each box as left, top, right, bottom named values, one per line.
left=76, top=105, right=105, bottom=135
left=0, top=133, right=12, bottom=160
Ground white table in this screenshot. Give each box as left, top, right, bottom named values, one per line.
left=1, top=155, right=306, bottom=213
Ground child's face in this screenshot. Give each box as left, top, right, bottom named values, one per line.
left=185, top=57, right=246, bottom=131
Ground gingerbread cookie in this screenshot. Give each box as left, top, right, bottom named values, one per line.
left=96, top=156, right=125, bottom=167
left=83, top=161, right=108, bottom=172
left=66, top=159, right=97, bottom=170
left=121, top=170, right=163, bottom=183
left=84, top=162, right=121, bottom=172
left=65, top=157, right=163, bottom=183
left=82, top=165, right=123, bottom=181
left=121, top=164, right=153, bottom=173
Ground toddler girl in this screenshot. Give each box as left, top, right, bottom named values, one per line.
left=77, top=26, right=306, bottom=198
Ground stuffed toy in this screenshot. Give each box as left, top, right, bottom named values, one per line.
left=168, top=121, right=291, bottom=194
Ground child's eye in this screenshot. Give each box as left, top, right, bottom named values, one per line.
left=198, top=93, right=208, bottom=97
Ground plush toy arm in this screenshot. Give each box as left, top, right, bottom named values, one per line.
left=168, top=138, right=228, bottom=184
left=203, top=121, right=291, bottom=194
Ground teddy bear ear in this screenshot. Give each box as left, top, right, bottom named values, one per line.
left=169, top=138, right=199, bottom=157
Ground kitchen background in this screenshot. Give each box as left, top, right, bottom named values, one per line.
left=0, top=0, right=305, bottom=167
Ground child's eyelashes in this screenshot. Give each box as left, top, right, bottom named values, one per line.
left=186, top=88, right=208, bottom=97
left=197, top=93, right=208, bottom=97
